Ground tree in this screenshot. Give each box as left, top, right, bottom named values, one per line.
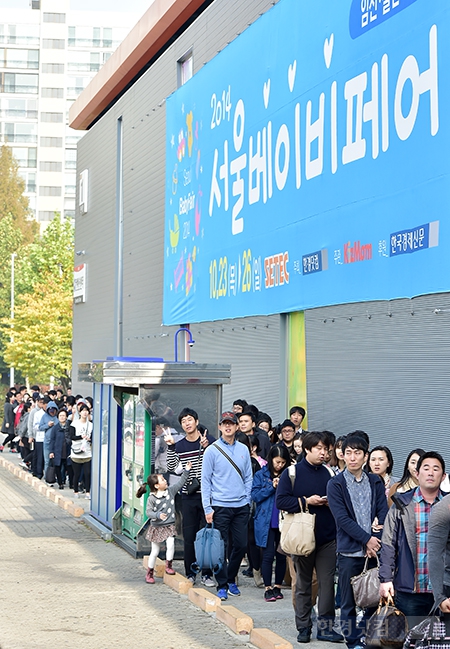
left=0, top=145, right=37, bottom=244
left=2, top=217, right=74, bottom=389
left=2, top=279, right=73, bottom=390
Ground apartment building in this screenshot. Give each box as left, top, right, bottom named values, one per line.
left=0, top=0, right=139, bottom=223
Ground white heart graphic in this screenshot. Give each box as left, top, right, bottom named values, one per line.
left=263, top=79, right=271, bottom=109
left=324, top=33, right=334, bottom=69
left=288, top=60, right=297, bottom=93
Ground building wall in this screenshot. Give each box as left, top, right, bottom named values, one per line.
left=73, top=0, right=284, bottom=421
left=305, top=293, right=450, bottom=467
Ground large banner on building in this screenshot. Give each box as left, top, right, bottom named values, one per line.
left=163, top=0, right=449, bottom=325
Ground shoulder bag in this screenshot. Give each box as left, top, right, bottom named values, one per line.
left=280, top=496, right=316, bottom=556
left=350, top=555, right=381, bottom=609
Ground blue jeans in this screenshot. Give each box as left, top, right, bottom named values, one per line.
left=394, top=591, right=434, bottom=627
left=43, top=439, right=51, bottom=476
left=338, top=554, right=377, bottom=648
left=213, top=504, right=249, bottom=590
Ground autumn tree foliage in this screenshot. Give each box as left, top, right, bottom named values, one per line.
left=2, top=218, right=74, bottom=389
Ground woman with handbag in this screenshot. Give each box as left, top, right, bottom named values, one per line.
left=70, top=404, right=92, bottom=499
left=251, top=445, right=291, bottom=602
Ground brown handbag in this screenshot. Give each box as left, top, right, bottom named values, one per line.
left=350, top=555, right=380, bottom=608
left=366, top=595, right=409, bottom=647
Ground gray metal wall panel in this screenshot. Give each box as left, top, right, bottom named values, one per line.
left=72, top=0, right=282, bottom=421
left=304, top=294, right=450, bottom=471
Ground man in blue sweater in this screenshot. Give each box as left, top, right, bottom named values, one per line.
left=277, top=431, right=344, bottom=644
left=327, top=434, right=387, bottom=649
left=201, top=411, right=253, bottom=601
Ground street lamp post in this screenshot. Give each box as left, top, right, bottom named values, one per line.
left=10, top=252, right=16, bottom=388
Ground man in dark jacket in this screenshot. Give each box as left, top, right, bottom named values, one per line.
left=277, top=431, right=344, bottom=644
left=327, top=434, right=387, bottom=649
left=379, top=451, right=446, bottom=623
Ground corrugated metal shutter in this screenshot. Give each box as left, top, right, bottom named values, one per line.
left=190, top=314, right=282, bottom=423
left=305, top=294, right=450, bottom=472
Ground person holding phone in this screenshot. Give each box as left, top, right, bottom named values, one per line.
left=165, top=407, right=215, bottom=587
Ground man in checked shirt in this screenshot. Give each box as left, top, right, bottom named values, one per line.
left=379, top=451, right=447, bottom=624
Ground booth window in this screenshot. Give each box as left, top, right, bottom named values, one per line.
left=178, top=50, right=193, bottom=87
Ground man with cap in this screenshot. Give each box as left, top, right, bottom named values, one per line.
left=201, top=411, right=253, bottom=601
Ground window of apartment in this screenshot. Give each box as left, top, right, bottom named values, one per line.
left=38, top=211, right=56, bottom=222
left=65, top=125, right=82, bottom=145
left=2, top=49, right=39, bottom=69
left=103, top=52, right=112, bottom=64
left=1, top=98, right=37, bottom=119
left=7, top=24, right=39, bottom=45
left=65, top=148, right=76, bottom=169
left=40, top=161, right=62, bottom=172
left=68, top=26, right=101, bottom=48
left=103, top=27, right=112, bottom=48
left=40, top=136, right=63, bottom=147
left=12, top=147, right=37, bottom=168
left=64, top=197, right=75, bottom=219
left=65, top=174, right=76, bottom=195
left=66, top=76, right=90, bottom=99
left=41, top=112, right=64, bottom=123
left=43, top=13, right=66, bottom=24
left=3, top=73, right=38, bottom=94
left=42, top=39, right=65, bottom=49
left=4, top=122, right=37, bottom=143
left=41, top=87, right=64, bottom=99
left=31, top=1, right=40, bottom=9
left=19, top=170, right=36, bottom=193
left=40, top=186, right=62, bottom=196
left=42, top=63, right=64, bottom=74
left=67, top=51, right=100, bottom=73
left=178, top=50, right=193, bottom=87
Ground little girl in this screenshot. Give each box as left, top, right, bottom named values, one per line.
left=137, top=461, right=191, bottom=583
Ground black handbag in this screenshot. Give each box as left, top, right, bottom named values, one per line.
left=45, top=459, right=56, bottom=485
left=404, top=611, right=450, bottom=649
left=186, top=444, right=202, bottom=495
left=366, top=596, right=409, bottom=647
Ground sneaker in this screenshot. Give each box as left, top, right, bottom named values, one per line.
left=316, top=630, right=345, bottom=643
left=187, top=575, right=196, bottom=585
left=19, top=461, right=29, bottom=470
left=297, top=627, right=312, bottom=644
left=58, top=485, right=64, bottom=490
left=227, top=583, right=241, bottom=596
left=201, top=575, right=215, bottom=588
left=217, top=588, right=228, bottom=601
left=242, top=567, right=253, bottom=577
left=272, top=586, right=284, bottom=600
left=9, top=448, right=18, bottom=453
left=0, top=445, right=3, bottom=452
left=85, top=493, right=91, bottom=499
left=73, top=493, right=80, bottom=499
left=264, top=588, right=277, bottom=602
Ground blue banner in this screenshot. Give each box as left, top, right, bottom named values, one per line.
left=163, top=0, right=449, bottom=325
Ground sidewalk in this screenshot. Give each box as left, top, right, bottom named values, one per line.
left=0, top=450, right=328, bottom=649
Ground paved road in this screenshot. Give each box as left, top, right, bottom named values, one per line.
left=0, top=464, right=255, bottom=649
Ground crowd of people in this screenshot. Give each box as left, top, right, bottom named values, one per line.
left=143, top=399, right=450, bottom=647
left=0, top=385, right=93, bottom=499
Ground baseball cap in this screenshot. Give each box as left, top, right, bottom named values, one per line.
left=219, top=411, right=238, bottom=424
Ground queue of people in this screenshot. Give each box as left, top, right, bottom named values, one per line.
left=0, top=385, right=93, bottom=499
left=140, top=398, right=450, bottom=647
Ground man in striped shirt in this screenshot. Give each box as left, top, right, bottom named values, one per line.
left=165, top=407, right=216, bottom=586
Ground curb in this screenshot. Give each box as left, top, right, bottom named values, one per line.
left=0, top=456, right=86, bottom=518
left=142, top=556, right=293, bottom=649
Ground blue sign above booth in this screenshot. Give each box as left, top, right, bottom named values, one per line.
left=163, top=0, right=448, bottom=325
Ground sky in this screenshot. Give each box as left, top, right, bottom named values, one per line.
left=0, top=0, right=152, bottom=13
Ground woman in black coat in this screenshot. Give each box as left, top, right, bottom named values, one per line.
left=48, top=409, right=70, bottom=488
left=0, top=392, right=16, bottom=452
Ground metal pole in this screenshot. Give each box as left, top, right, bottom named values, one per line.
left=114, top=116, right=124, bottom=357
left=10, top=253, right=16, bottom=387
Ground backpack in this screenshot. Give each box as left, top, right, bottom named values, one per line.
left=191, top=523, right=224, bottom=575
